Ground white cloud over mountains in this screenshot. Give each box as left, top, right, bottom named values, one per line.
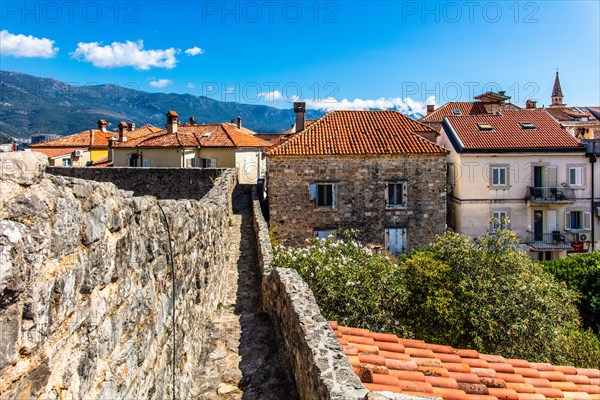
left=0, top=30, right=59, bottom=58
left=149, top=79, right=172, bottom=88
left=71, top=40, right=178, bottom=70
left=304, top=96, right=436, bottom=117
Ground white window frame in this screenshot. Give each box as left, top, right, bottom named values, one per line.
left=385, top=181, right=407, bottom=208
left=310, top=183, right=337, bottom=209
left=491, top=210, right=509, bottom=230
left=490, top=166, right=508, bottom=187
left=565, top=211, right=592, bottom=230
left=62, top=158, right=72, bottom=167
left=568, top=166, right=584, bottom=187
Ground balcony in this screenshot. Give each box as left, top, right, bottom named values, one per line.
left=525, top=231, right=589, bottom=251
left=528, top=186, right=576, bottom=204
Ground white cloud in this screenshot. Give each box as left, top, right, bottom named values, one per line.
left=149, top=79, right=172, bottom=88
left=258, top=90, right=284, bottom=103
left=184, top=46, right=204, bottom=56
left=187, top=82, right=195, bottom=89
left=71, top=40, right=177, bottom=70
left=304, top=96, right=436, bottom=117
left=0, top=30, right=59, bottom=58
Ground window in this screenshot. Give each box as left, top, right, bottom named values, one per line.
left=143, top=159, right=150, bottom=167
left=314, top=229, right=334, bottom=240
left=309, top=183, right=336, bottom=208
left=565, top=211, right=592, bottom=230
left=569, top=166, right=584, bottom=186
left=62, top=158, right=72, bottom=167
left=385, top=228, right=406, bottom=254
left=491, top=211, right=509, bottom=230
left=477, top=123, right=494, bottom=131
left=520, top=122, right=536, bottom=129
left=128, top=154, right=138, bottom=167
left=386, top=182, right=407, bottom=208
left=186, top=157, right=216, bottom=168
left=491, top=166, right=508, bottom=187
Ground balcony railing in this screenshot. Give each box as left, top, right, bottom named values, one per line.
left=525, top=231, right=587, bottom=251
left=528, top=186, right=576, bottom=204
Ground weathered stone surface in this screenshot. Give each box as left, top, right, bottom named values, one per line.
left=0, top=151, right=47, bottom=186
left=0, top=152, right=236, bottom=400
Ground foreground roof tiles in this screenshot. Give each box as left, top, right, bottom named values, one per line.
left=265, top=110, right=446, bottom=156
left=330, top=322, right=600, bottom=400
left=30, top=129, right=116, bottom=148
left=30, top=147, right=86, bottom=159
left=445, top=110, right=584, bottom=151
left=113, top=123, right=269, bottom=148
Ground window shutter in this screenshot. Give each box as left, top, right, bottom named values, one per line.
left=584, top=212, right=592, bottom=230
left=309, top=184, right=317, bottom=201
left=565, top=211, right=571, bottom=230
left=209, top=158, right=217, bottom=168
left=332, top=184, right=337, bottom=208
left=402, top=182, right=408, bottom=206
left=384, top=183, right=389, bottom=206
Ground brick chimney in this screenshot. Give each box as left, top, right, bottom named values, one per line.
left=427, top=104, right=435, bottom=115
left=118, top=121, right=128, bottom=142
left=108, top=136, right=117, bottom=162
left=294, top=102, right=306, bottom=133
left=89, top=129, right=95, bottom=146
left=97, top=119, right=107, bottom=132
left=525, top=99, right=538, bottom=109
left=127, top=122, right=135, bottom=131
left=237, top=116, right=242, bottom=129
left=166, top=111, right=179, bottom=134
left=189, top=116, right=196, bottom=126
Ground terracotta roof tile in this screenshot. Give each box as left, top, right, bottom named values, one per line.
left=330, top=322, right=600, bottom=400
left=30, top=147, right=85, bottom=158
left=445, top=110, right=584, bottom=151
left=421, top=102, right=489, bottom=121
left=30, top=129, right=115, bottom=148
left=265, top=110, right=447, bottom=156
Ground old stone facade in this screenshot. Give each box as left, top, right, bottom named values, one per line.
left=0, top=153, right=236, bottom=399
left=266, top=154, right=447, bottom=250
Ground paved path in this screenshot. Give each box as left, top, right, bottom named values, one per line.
left=196, top=191, right=299, bottom=399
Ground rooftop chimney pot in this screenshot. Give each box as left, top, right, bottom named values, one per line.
left=127, top=122, right=135, bottom=131
left=166, top=110, right=179, bottom=134
left=237, top=116, right=242, bottom=129
left=97, top=119, right=107, bottom=132
left=189, top=116, right=196, bottom=125
left=294, top=102, right=306, bottom=133
left=427, top=104, right=435, bottom=115
left=525, top=99, right=538, bottom=109
left=118, top=122, right=128, bottom=142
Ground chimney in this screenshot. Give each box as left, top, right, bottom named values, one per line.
left=118, top=121, right=128, bottom=142
left=97, top=119, right=107, bottom=132
left=189, top=116, right=196, bottom=126
left=237, top=116, right=242, bottom=129
left=498, top=91, right=506, bottom=96
left=427, top=104, right=435, bottom=115
left=127, top=122, right=135, bottom=131
left=89, top=129, right=95, bottom=145
left=294, top=102, right=306, bottom=133
left=526, top=99, right=538, bottom=109
left=231, top=118, right=235, bottom=123
left=166, top=110, right=179, bottom=134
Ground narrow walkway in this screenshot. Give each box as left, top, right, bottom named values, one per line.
left=196, top=191, right=299, bottom=399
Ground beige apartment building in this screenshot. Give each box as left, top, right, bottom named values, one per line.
left=440, top=109, right=598, bottom=260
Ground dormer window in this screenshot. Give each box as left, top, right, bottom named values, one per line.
left=452, top=109, right=462, bottom=116
left=477, top=123, right=493, bottom=131
left=520, top=122, right=536, bottom=129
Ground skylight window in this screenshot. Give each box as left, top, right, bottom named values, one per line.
left=452, top=109, right=462, bottom=116
left=477, top=123, right=493, bottom=131
left=520, top=122, right=536, bottom=129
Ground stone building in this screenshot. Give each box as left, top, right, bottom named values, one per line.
left=265, top=103, right=448, bottom=253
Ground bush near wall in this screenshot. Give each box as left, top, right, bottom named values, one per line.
left=273, top=230, right=600, bottom=369
left=541, top=251, right=600, bottom=336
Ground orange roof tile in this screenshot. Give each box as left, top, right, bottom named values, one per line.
left=330, top=322, right=600, bottom=400
left=421, top=102, right=489, bottom=121
left=444, top=110, right=585, bottom=152
left=265, top=110, right=447, bottom=156
left=30, top=147, right=85, bottom=158
left=30, top=129, right=116, bottom=148
left=113, top=123, right=269, bottom=149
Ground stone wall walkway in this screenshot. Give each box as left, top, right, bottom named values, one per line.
left=195, top=190, right=299, bottom=399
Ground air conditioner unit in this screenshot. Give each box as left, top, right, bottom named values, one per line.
left=74, top=150, right=85, bottom=157
left=578, top=233, right=588, bottom=242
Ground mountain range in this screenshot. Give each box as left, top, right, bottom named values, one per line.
left=0, top=70, right=326, bottom=140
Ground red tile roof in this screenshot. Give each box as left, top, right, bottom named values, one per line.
left=113, top=123, right=269, bottom=149
left=445, top=110, right=584, bottom=151
left=330, top=322, right=600, bottom=400
left=90, top=156, right=113, bottom=167
left=30, top=129, right=116, bottom=148
left=545, top=107, right=600, bottom=122
left=30, top=147, right=86, bottom=159
left=265, top=110, right=447, bottom=156
left=420, top=102, right=489, bottom=122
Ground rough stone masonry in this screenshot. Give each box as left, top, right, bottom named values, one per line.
left=0, top=152, right=235, bottom=399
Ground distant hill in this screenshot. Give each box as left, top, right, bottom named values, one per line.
left=0, top=70, right=325, bottom=139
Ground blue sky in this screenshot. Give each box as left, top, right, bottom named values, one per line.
left=1, top=0, right=599, bottom=114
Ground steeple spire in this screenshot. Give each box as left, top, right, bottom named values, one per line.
left=550, top=70, right=565, bottom=107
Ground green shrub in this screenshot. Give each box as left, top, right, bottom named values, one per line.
left=542, top=251, right=600, bottom=334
